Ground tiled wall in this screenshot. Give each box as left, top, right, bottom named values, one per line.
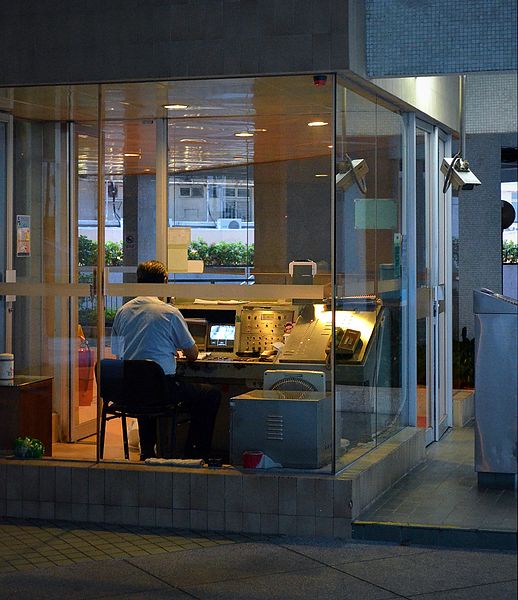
left=366, top=0, right=517, bottom=77
left=465, top=73, right=518, bottom=134
left=0, top=0, right=350, bottom=86
left=0, top=428, right=424, bottom=538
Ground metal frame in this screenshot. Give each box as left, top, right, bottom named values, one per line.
left=0, top=112, right=13, bottom=352
left=403, top=112, right=417, bottom=427
left=415, top=118, right=453, bottom=443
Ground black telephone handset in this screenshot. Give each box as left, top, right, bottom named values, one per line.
left=325, top=328, right=362, bottom=359
left=336, top=328, right=362, bottom=357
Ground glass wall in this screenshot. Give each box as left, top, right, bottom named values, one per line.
left=0, top=75, right=411, bottom=473
left=334, top=81, right=408, bottom=467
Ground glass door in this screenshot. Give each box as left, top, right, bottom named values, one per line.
left=415, top=122, right=452, bottom=443
left=0, top=91, right=99, bottom=452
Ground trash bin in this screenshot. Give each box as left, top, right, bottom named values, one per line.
left=473, top=288, right=518, bottom=489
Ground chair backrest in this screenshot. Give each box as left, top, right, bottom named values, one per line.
left=100, top=358, right=170, bottom=409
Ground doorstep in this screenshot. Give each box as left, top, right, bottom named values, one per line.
left=0, top=427, right=424, bottom=538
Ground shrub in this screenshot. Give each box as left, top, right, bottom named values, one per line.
left=78, top=306, right=118, bottom=327
left=503, top=240, right=518, bottom=264
left=78, top=235, right=124, bottom=266
left=188, top=240, right=253, bottom=266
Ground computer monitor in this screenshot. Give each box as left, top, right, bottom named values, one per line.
left=207, top=324, right=235, bottom=350
left=184, top=318, right=208, bottom=351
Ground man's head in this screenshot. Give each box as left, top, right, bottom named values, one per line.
left=137, top=260, right=168, bottom=284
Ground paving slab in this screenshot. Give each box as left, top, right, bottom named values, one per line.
left=126, top=541, right=319, bottom=587
left=183, top=565, right=397, bottom=600
left=336, top=547, right=517, bottom=597
left=408, top=579, right=517, bottom=600
left=273, top=536, right=433, bottom=565
left=0, top=559, right=178, bottom=600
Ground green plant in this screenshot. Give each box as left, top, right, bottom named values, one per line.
left=188, top=240, right=253, bottom=266
left=78, top=235, right=124, bottom=266
left=13, top=436, right=44, bottom=459
left=502, top=240, right=518, bottom=264
left=78, top=306, right=118, bottom=327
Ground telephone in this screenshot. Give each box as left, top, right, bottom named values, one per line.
left=325, top=327, right=362, bottom=359
left=336, top=328, right=362, bottom=358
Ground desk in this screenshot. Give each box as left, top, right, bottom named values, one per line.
left=0, top=376, right=53, bottom=456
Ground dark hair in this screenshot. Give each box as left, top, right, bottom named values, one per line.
left=137, top=260, right=168, bottom=283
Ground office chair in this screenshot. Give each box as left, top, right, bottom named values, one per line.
left=98, top=358, right=188, bottom=460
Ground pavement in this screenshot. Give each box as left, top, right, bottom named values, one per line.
left=0, top=518, right=516, bottom=599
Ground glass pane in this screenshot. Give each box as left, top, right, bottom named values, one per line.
left=335, top=83, right=408, bottom=469
left=416, top=129, right=432, bottom=430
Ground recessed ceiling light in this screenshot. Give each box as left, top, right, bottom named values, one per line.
left=234, top=131, right=254, bottom=137
left=251, top=128, right=267, bottom=132
left=315, top=174, right=329, bottom=177
left=123, top=153, right=140, bottom=157
left=328, top=145, right=333, bottom=148
left=308, top=121, right=329, bottom=127
left=163, top=104, right=190, bottom=110
left=78, top=134, right=88, bottom=139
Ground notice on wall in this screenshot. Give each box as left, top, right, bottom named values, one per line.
left=16, top=215, right=31, bottom=257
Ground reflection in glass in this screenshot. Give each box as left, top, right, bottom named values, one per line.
left=334, top=82, right=408, bottom=469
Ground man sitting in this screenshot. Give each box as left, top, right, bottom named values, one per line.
left=111, top=260, right=221, bottom=461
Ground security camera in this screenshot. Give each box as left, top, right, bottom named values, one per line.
left=441, top=157, right=481, bottom=191
left=313, top=75, right=327, bottom=86
left=336, top=158, right=369, bottom=193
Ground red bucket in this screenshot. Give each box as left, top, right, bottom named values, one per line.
left=242, top=450, right=263, bottom=468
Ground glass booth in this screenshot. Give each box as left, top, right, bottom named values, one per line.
left=0, top=74, right=409, bottom=473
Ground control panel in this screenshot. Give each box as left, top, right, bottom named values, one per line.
left=237, top=307, right=294, bottom=354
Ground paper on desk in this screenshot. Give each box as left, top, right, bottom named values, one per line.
left=145, top=458, right=204, bottom=468
left=194, top=298, right=246, bottom=305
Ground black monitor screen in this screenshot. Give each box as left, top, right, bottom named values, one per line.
left=208, top=324, right=235, bottom=349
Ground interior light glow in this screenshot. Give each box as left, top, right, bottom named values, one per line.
left=251, top=128, right=267, bottom=132
left=308, top=121, right=328, bottom=127
left=123, top=153, right=140, bottom=157
left=234, top=132, right=254, bottom=137
left=163, top=104, right=190, bottom=110
left=179, top=138, right=208, bottom=143
left=315, top=174, right=329, bottom=177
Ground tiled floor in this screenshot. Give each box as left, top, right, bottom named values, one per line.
left=0, top=518, right=241, bottom=574
left=355, top=426, right=517, bottom=548
left=52, top=419, right=140, bottom=461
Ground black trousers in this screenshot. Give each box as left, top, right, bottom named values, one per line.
left=137, top=378, right=221, bottom=460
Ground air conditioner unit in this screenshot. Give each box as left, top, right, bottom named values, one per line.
left=216, top=218, right=242, bottom=229
left=230, top=389, right=332, bottom=469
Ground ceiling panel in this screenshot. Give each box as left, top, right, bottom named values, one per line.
left=1, top=75, right=334, bottom=175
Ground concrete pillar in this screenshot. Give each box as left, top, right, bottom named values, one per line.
left=458, top=134, right=502, bottom=338
left=122, top=175, right=156, bottom=281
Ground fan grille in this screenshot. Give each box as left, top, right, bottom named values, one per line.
left=269, top=377, right=317, bottom=392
